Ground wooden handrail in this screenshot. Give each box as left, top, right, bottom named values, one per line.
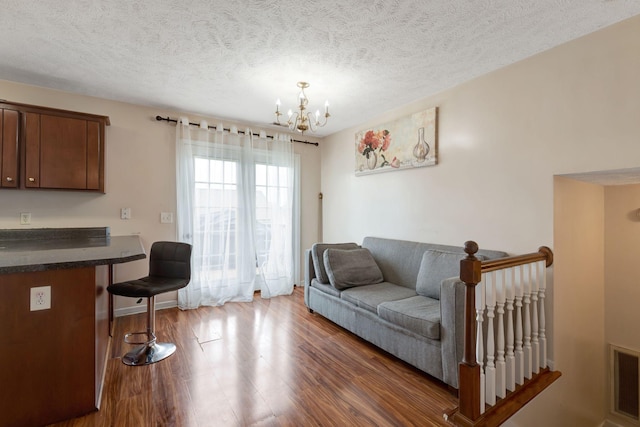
left=481, top=246, right=553, bottom=272
left=451, top=241, right=558, bottom=426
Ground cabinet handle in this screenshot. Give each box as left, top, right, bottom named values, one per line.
left=28, top=177, right=35, bottom=182
left=5, top=177, right=12, bottom=182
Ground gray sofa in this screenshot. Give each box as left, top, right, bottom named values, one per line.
left=304, top=236, right=507, bottom=389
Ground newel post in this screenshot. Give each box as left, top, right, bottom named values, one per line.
left=459, top=241, right=482, bottom=420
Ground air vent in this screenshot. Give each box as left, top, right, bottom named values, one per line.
left=611, top=344, right=640, bottom=423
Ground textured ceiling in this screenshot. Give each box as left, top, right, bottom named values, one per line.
left=1, top=1, right=640, bottom=137
left=561, top=168, right=640, bottom=186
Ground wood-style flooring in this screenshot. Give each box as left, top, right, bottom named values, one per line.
left=51, top=287, right=458, bottom=427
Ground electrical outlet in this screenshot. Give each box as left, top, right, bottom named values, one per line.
left=20, top=212, right=31, bottom=225
left=160, top=212, right=174, bottom=223
left=120, top=208, right=131, bottom=220
left=30, top=286, right=51, bottom=311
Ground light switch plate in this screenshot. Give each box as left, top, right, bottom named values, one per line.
left=160, top=212, right=174, bottom=223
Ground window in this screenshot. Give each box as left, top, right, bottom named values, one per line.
left=192, top=157, right=295, bottom=278
left=194, top=158, right=238, bottom=274
left=176, top=124, right=298, bottom=307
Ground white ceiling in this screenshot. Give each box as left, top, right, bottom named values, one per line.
left=1, top=1, right=640, bottom=137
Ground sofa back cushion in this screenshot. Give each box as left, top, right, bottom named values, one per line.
left=362, top=237, right=509, bottom=291
left=311, top=242, right=360, bottom=284
left=323, top=248, right=384, bottom=290
left=416, top=249, right=487, bottom=299
left=362, top=237, right=431, bottom=289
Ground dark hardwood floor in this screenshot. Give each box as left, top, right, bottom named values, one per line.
left=51, top=287, right=458, bottom=427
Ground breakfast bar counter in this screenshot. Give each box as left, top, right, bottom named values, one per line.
left=0, top=234, right=145, bottom=273
left=0, top=227, right=146, bottom=427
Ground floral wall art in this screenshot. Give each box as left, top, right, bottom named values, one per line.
left=354, top=107, right=438, bottom=176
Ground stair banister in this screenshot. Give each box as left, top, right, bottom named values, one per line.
left=447, top=241, right=559, bottom=427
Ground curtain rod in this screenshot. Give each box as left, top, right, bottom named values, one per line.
left=155, top=115, right=319, bottom=147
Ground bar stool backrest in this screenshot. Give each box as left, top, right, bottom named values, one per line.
left=148, top=241, right=192, bottom=281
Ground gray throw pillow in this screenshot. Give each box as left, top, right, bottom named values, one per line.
left=416, top=249, right=486, bottom=299
left=311, top=242, right=360, bottom=284
left=323, top=248, right=384, bottom=290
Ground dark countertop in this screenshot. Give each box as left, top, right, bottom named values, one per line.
left=0, top=227, right=146, bottom=274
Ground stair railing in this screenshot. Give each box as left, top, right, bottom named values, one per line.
left=445, top=241, right=561, bottom=426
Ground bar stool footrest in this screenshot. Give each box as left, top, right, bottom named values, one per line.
left=124, top=331, right=156, bottom=346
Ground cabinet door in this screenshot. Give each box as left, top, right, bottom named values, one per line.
left=25, top=114, right=101, bottom=190
left=24, top=112, right=40, bottom=188
left=1, top=109, right=19, bottom=188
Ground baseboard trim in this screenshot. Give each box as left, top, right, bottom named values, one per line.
left=114, top=300, right=178, bottom=317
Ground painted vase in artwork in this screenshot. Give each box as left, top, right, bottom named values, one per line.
left=412, top=127, right=430, bottom=162
left=366, top=151, right=378, bottom=170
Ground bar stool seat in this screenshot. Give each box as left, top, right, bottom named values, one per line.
left=108, top=241, right=192, bottom=366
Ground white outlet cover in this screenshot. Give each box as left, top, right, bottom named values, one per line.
left=20, top=212, right=31, bottom=225
left=30, top=285, right=51, bottom=311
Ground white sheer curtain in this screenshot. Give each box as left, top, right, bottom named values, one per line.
left=175, top=118, right=295, bottom=308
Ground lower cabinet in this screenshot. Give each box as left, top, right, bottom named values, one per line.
left=0, top=266, right=110, bottom=427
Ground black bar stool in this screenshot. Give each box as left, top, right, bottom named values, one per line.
left=108, top=241, right=192, bottom=366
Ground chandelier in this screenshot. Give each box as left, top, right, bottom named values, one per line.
left=274, top=82, right=330, bottom=134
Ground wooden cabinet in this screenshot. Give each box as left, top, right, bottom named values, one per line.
left=0, top=108, right=19, bottom=188
left=0, top=100, right=109, bottom=193
left=0, top=266, right=110, bottom=426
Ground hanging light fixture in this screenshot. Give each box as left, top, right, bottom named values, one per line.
left=274, top=82, right=330, bottom=134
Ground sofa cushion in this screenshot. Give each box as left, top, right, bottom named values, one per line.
left=416, top=249, right=487, bottom=299
left=323, top=248, right=384, bottom=290
left=341, top=282, right=417, bottom=314
left=378, top=296, right=441, bottom=340
left=311, top=242, right=360, bottom=284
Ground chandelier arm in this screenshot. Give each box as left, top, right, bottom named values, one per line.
left=313, top=111, right=330, bottom=128
left=306, top=112, right=319, bottom=132
left=287, top=112, right=300, bottom=132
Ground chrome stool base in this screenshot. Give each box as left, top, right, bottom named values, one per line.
left=122, top=342, right=176, bottom=366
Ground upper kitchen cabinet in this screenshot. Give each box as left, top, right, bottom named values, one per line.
left=0, top=100, right=110, bottom=193
left=0, top=108, right=19, bottom=188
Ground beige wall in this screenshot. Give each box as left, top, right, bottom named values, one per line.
left=0, top=80, right=322, bottom=312
left=527, top=176, right=604, bottom=425
left=320, top=14, right=640, bottom=427
left=604, top=184, right=640, bottom=427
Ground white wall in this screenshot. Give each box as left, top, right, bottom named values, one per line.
left=320, top=14, right=640, bottom=427
left=0, top=80, right=322, bottom=311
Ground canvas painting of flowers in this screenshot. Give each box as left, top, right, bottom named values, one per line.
left=355, top=107, right=437, bottom=176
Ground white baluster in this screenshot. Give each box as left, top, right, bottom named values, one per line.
left=538, top=260, right=547, bottom=369
left=505, top=266, right=516, bottom=391
left=514, top=265, right=524, bottom=385
left=476, top=275, right=486, bottom=414
left=495, top=269, right=506, bottom=399
left=523, top=264, right=532, bottom=380
left=530, top=262, right=540, bottom=374
left=485, top=272, right=496, bottom=406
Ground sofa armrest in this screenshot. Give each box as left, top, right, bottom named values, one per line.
left=304, top=248, right=316, bottom=308
left=440, top=276, right=467, bottom=389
